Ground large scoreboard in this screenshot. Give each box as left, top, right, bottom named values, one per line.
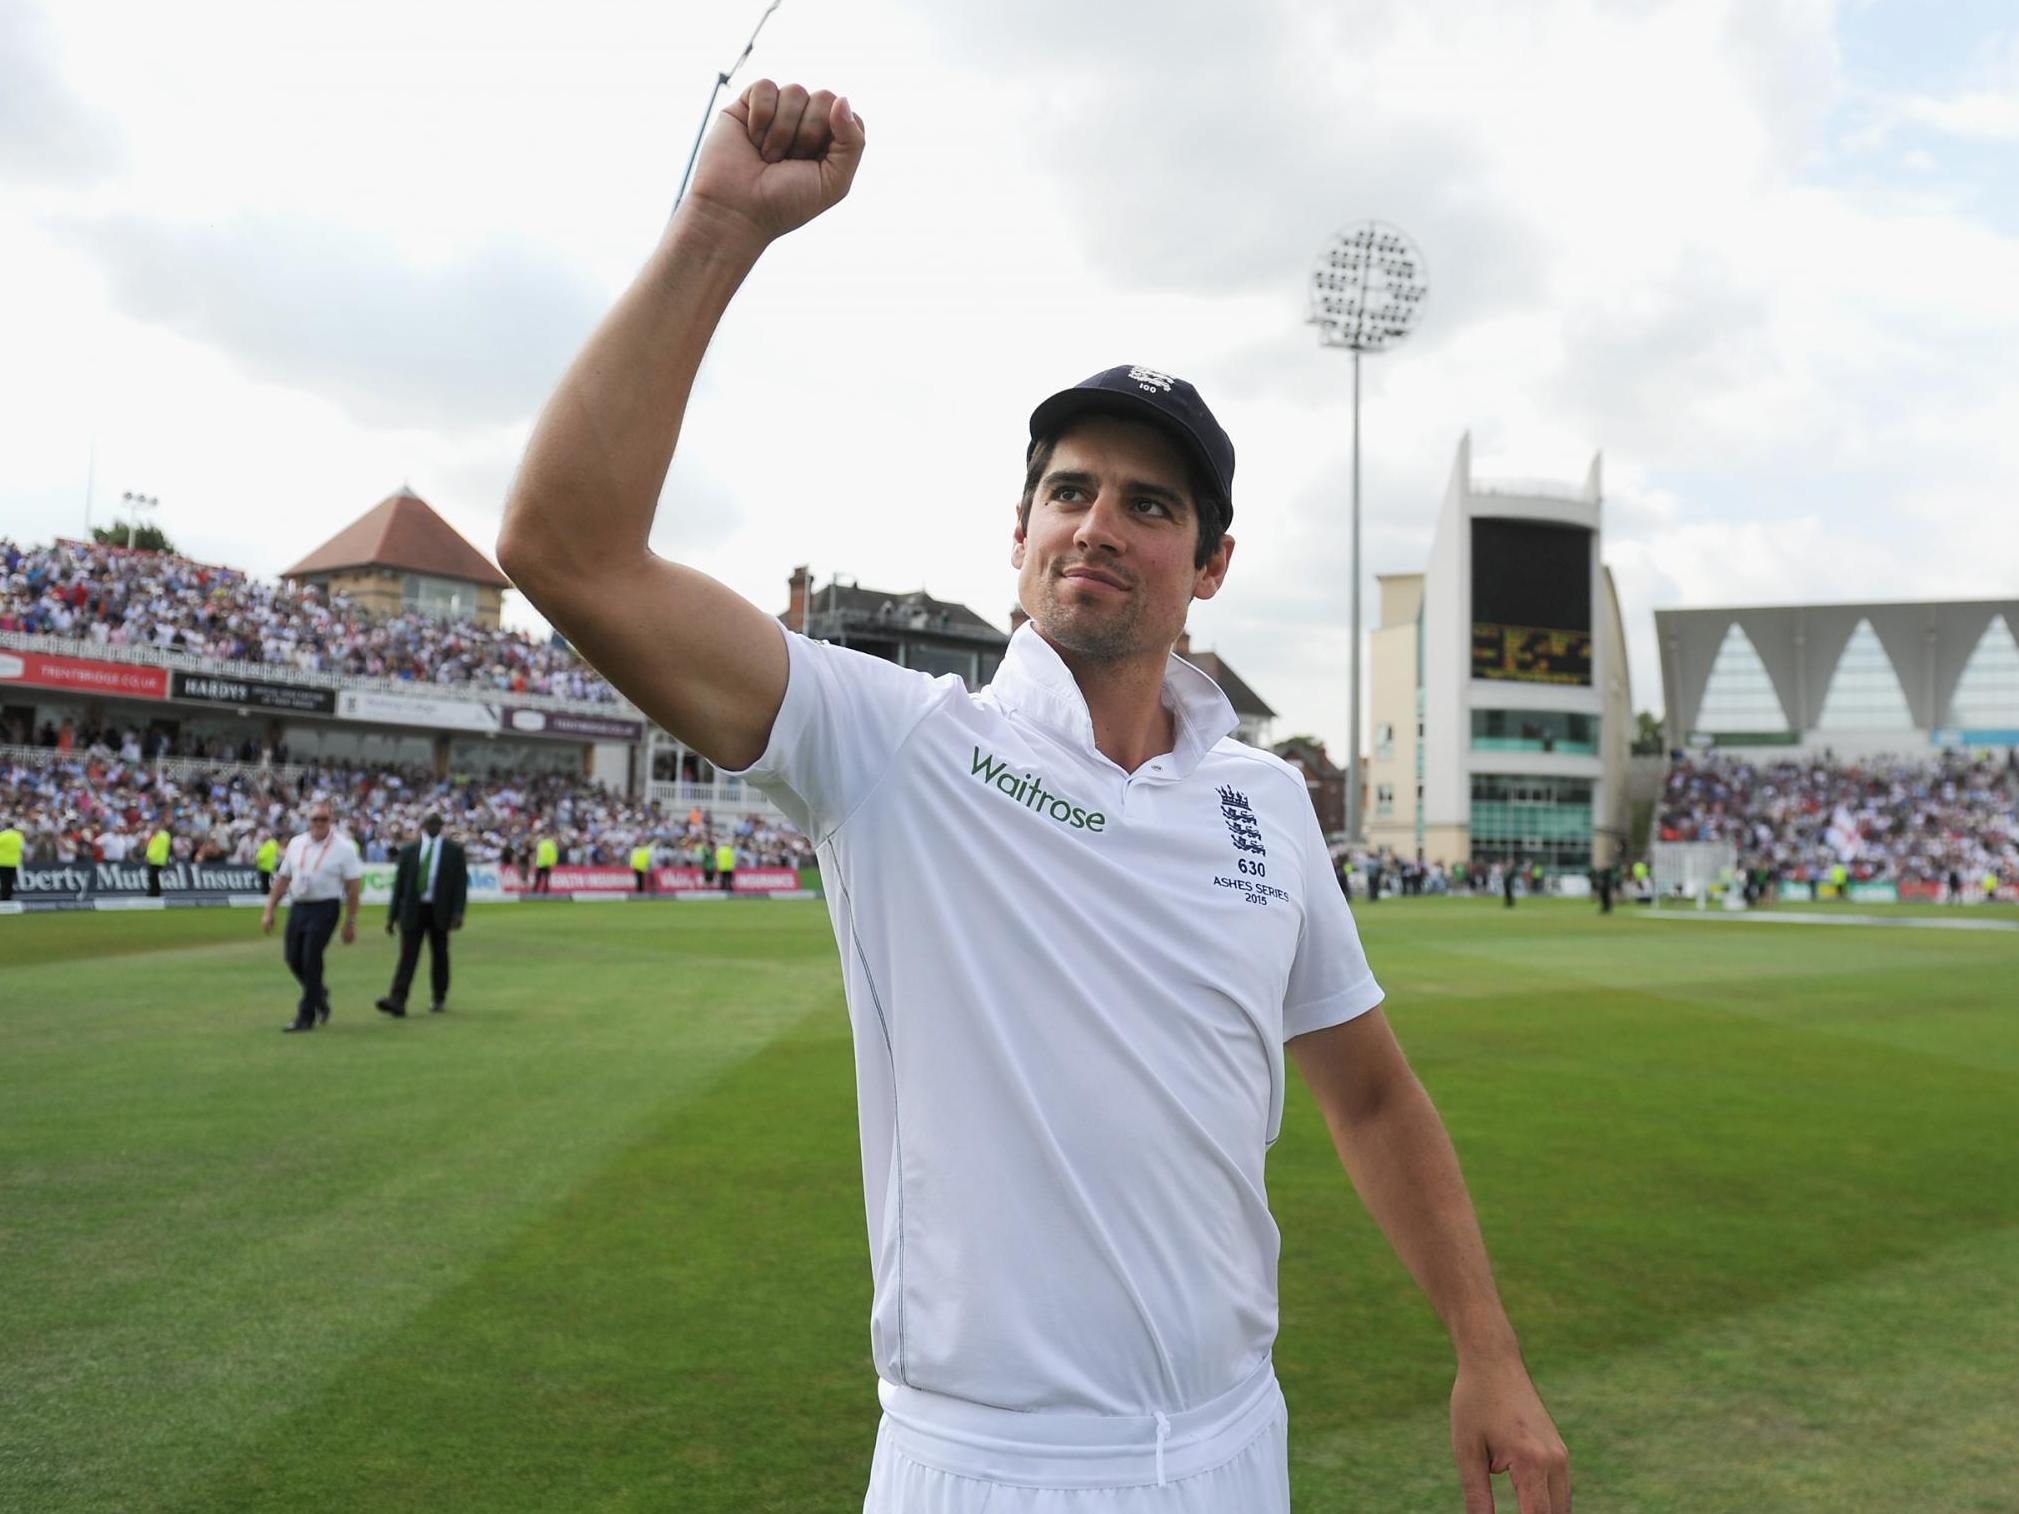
left=1470, top=518, right=1593, bottom=685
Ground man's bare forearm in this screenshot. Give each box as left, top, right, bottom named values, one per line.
left=498, top=204, right=768, bottom=588
left=1328, top=1075, right=1522, bottom=1367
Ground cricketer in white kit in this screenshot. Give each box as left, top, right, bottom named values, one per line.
left=498, top=77, right=1572, bottom=1514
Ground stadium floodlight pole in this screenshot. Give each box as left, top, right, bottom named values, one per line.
left=671, top=0, right=784, bottom=215
left=1308, top=221, right=1427, bottom=846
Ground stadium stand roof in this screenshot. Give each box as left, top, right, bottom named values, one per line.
left=787, top=571, right=1007, bottom=644
left=1657, top=597, right=2019, bottom=747
left=282, top=487, right=510, bottom=590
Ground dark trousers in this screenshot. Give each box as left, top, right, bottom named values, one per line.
left=388, top=902, right=451, bottom=1008
left=284, top=900, right=341, bottom=1020
left=719, top=870, right=734, bottom=894
left=0, top=865, right=14, bottom=902
left=635, top=870, right=651, bottom=894
left=534, top=866, right=551, bottom=894
left=147, top=863, right=163, bottom=898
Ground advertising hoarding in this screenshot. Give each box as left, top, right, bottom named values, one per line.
left=336, top=688, right=500, bottom=733
left=0, top=649, right=169, bottom=701
left=499, top=705, right=644, bottom=743
left=171, top=671, right=338, bottom=715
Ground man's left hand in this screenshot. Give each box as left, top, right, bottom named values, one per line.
left=340, top=920, right=356, bottom=945
left=451, top=917, right=464, bottom=931
left=1451, top=1357, right=1569, bottom=1512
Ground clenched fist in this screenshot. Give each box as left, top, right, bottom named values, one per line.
left=684, top=80, right=866, bottom=243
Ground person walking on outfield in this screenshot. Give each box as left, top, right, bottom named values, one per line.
left=376, top=813, right=467, bottom=1018
left=145, top=823, right=171, bottom=897
left=631, top=840, right=655, bottom=894
left=534, top=834, right=558, bottom=894
left=496, top=78, right=1568, bottom=1514
left=261, top=801, right=363, bottom=1032
left=0, top=817, right=23, bottom=902
left=714, top=839, right=736, bottom=894
left=1503, top=860, right=1518, bottom=909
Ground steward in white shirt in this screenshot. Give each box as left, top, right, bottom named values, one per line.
left=496, top=78, right=1570, bottom=1514
left=260, top=801, right=363, bottom=1033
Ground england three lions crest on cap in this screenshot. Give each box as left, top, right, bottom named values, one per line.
left=1128, top=366, right=1175, bottom=393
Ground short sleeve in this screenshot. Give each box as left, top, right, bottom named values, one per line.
left=1283, top=804, right=1384, bottom=1040
left=724, top=628, right=955, bottom=842
left=339, top=841, right=365, bottom=881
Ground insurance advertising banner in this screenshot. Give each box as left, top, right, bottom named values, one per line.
left=171, top=671, right=338, bottom=715
left=336, top=688, right=500, bottom=733
left=7, top=859, right=267, bottom=903
left=0, top=649, right=169, bottom=701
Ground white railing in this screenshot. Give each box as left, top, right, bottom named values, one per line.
left=0, top=629, right=638, bottom=718
left=0, top=742, right=312, bottom=787
left=646, top=779, right=787, bottom=824
left=1470, top=477, right=1592, bottom=504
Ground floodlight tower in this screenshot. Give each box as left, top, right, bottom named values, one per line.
left=120, top=491, right=159, bottom=547
left=1309, top=222, right=1427, bottom=845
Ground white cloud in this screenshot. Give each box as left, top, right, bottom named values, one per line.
left=0, top=2, right=121, bottom=187
left=56, top=211, right=605, bottom=432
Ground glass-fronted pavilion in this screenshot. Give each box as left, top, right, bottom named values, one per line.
left=1366, top=435, right=1633, bottom=873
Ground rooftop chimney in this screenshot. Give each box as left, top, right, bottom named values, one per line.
left=787, top=566, right=813, bottom=633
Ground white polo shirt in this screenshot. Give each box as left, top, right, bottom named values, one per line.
left=279, top=829, right=363, bottom=903
left=737, top=624, right=1383, bottom=1418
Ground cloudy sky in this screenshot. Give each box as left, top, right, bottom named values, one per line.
left=5, top=0, right=2016, bottom=758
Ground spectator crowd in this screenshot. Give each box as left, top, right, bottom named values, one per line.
left=1658, top=750, right=2018, bottom=889
left=2, top=537, right=621, bottom=705
left=0, top=747, right=812, bottom=876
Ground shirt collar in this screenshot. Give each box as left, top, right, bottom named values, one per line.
left=988, top=623, right=1238, bottom=777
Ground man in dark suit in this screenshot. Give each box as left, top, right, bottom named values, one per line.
left=375, top=813, right=468, bottom=1018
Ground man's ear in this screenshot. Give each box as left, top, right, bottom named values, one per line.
left=1010, top=505, right=1027, bottom=570
left=1191, top=533, right=1235, bottom=603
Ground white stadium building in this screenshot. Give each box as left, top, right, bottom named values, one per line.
left=1366, top=435, right=1634, bottom=874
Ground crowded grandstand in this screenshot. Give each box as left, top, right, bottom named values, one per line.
left=0, top=745, right=811, bottom=874
left=1658, top=750, right=2018, bottom=894
left=2, top=537, right=620, bottom=704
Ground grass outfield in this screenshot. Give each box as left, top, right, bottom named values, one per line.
left=3, top=898, right=2015, bottom=1512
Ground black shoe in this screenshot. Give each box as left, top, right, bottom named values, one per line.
left=429, top=1000, right=445, bottom=1014
left=316, top=999, right=330, bottom=1026
left=283, top=1018, right=315, bottom=1033
left=376, top=996, right=406, bottom=1019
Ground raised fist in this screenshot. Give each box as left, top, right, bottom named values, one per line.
left=685, top=80, right=866, bottom=243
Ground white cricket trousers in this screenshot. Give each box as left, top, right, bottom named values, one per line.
left=862, top=1357, right=1290, bottom=1513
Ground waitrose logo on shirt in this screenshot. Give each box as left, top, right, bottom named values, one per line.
left=969, top=747, right=1107, bottom=832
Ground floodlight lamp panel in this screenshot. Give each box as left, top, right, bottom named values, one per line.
left=1309, top=220, right=1428, bottom=353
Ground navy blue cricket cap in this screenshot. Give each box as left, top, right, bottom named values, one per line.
left=1027, top=365, right=1235, bottom=532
